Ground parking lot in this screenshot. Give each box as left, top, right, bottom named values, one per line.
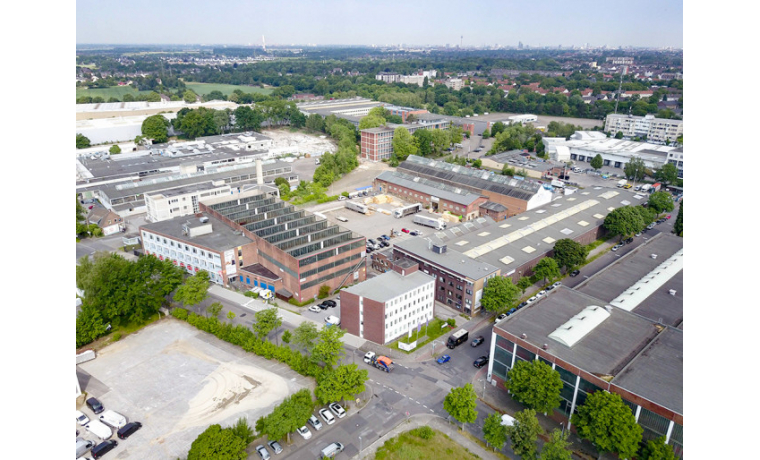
left=76, top=320, right=310, bottom=459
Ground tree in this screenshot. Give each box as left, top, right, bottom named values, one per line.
left=552, top=239, right=587, bottom=271
left=590, top=154, right=603, bottom=171
left=391, top=127, right=417, bottom=165
left=229, top=417, right=255, bottom=446
left=571, top=391, right=643, bottom=459
left=76, top=133, right=91, bottom=149
left=213, top=110, right=230, bottom=134
left=315, top=364, right=369, bottom=405
left=252, top=307, right=282, bottom=340
left=449, top=125, right=464, bottom=144
left=256, top=389, right=314, bottom=444
left=491, top=121, right=506, bottom=136
left=109, top=144, right=121, bottom=155
left=187, top=424, right=248, bottom=460
left=623, top=157, right=647, bottom=182
left=174, top=270, right=210, bottom=307
left=517, top=276, right=532, bottom=295
left=673, top=201, right=683, bottom=236
left=505, top=409, right=543, bottom=460
left=480, top=276, right=521, bottom=313
left=226, top=310, right=236, bottom=322
left=184, top=90, right=198, bottom=104
left=76, top=303, right=107, bottom=348
left=482, top=128, right=491, bottom=139
left=647, top=191, right=675, bottom=214
left=655, top=163, right=679, bottom=186
left=318, top=284, right=331, bottom=299
left=603, top=206, right=646, bottom=241
left=358, top=114, right=385, bottom=130
left=506, top=360, right=563, bottom=414
left=293, top=321, right=319, bottom=354
left=282, top=329, right=291, bottom=343
left=443, top=383, right=478, bottom=429
left=274, top=177, right=289, bottom=188
left=207, top=301, right=223, bottom=319
left=472, top=159, right=482, bottom=168
left=533, top=258, right=561, bottom=285
left=539, top=429, right=573, bottom=460
left=615, top=131, right=624, bottom=139
left=638, top=436, right=677, bottom=460
left=311, top=324, right=346, bottom=368
left=141, top=114, right=170, bottom=143
left=483, top=412, right=508, bottom=451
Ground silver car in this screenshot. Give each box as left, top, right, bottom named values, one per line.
left=255, top=445, right=270, bottom=460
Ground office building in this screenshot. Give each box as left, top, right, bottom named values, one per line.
left=604, top=114, right=683, bottom=144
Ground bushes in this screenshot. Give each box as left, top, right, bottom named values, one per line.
left=288, top=297, right=315, bottom=307
left=411, top=426, right=435, bottom=440
left=244, top=291, right=259, bottom=299
left=318, top=285, right=331, bottom=299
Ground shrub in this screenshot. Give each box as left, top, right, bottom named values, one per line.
left=318, top=285, right=331, bottom=299
left=171, top=308, right=189, bottom=321
left=282, top=330, right=292, bottom=343
left=446, top=318, right=456, bottom=327
left=412, top=426, right=435, bottom=440
left=111, top=332, right=122, bottom=342
left=244, top=291, right=259, bottom=298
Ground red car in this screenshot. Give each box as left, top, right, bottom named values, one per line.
left=401, top=228, right=410, bottom=233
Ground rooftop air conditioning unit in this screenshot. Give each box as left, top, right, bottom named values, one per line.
left=651, top=254, right=658, bottom=259
left=199, top=217, right=209, bottom=223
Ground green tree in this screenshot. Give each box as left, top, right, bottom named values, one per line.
left=624, top=157, right=647, bottom=182
left=187, top=424, right=247, bottom=460
left=615, top=131, right=624, bottom=139
left=506, top=409, right=543, bottom=460
left=293, top=321, right=319, bottom=354
left=483, top=412, right=508, bottom=451
left=213, top=110, right=230, bottom=134
left=184, top=90, right=198, bottom=104
left=76, top=133, right=91, bottom=149
left=207, top=301, right=223, bottom=319
left=174, top=270, right=210, bottom=307
left=315, top=364, right=368, bottom=405
left=481, top=276, right=521, bottom=313
left=109, top=144, right=121, bottom=154
left=533, top=258, right=561, bottom=285
left=282, top=329, right=292, bottom=343
left=274, top=177, right=289, bottom=188
left=318, top=284, right=331, bottom=299
left=517, top=276, right=533, bottom=295
left=590, top=154, right=603, bottom=171
left=311, top=324, right=346, bottom=368
left=673, top=202, right=683, bottom=236
left=603, top=206, right=646, bottom=241
left=472, top=159, right=482, bottom=168
left=443, top=383, right=479, bottom=429
left=449, top=125, right=464, bottom=144
left=252, top=307, right=282, bottom=340
left=229, top=417, right=255, bottom=445
left=358, top=114, right=385, bottom=130
left=655, top=163, right=679, bottom=186
left=552, top=238, right=587, bottom=271
left=226, top=310, right=236, bottom=322
left=256, top=389, right=314, bottom=444
left=638, top=436, right=677, bottom=460
left=539, top=429, right=573, bottom=460
left=391, top=126, right=417, bottom=165
left=647, top=191, right=675, bottom=214
left=506, top=360, right=563, bottom=414
left=76, top=303, right=107, bottom=348
left=141, top=114, right=170, bottom=143
left=482, top=128, right=491, bottom=139
left=491, top=121, right=506, bottom=136
left=571, top=391, right=643, bottom=459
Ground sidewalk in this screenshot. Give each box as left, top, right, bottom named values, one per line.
left=355, top=413, right=502, bottom=460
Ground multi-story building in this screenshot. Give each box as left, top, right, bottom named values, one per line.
left=604, top=114, right=683, bottom=143
left=444, top=78, right=463, bottom=91
left=544, top=132, right=675, bottom=172
left=340, top=261, right=435, bottom=344
left=145, top=181, right=233, bottom=223
left=666, top=147, right=684, bottom=178
left=359, top=117, right=450, bottom=162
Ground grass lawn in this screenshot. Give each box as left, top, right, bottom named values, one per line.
left=390, top=318, right=454, bottom=354
left=76, top=86, right=155, bottom=100
left=374, top=426, right=480, bottom=460
left=183, top=82, right=272, bottom=96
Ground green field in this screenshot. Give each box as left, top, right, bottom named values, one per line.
left=374, top=426, right=479, bottom=460
left=76, top=86, right=155, bottom=100
left=183, top=82, right=272, bottom=96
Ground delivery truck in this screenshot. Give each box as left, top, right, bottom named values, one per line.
left=413, top=214, right=446, bottom=230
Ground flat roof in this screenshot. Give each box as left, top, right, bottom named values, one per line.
left=341, top=270, right=435, bottom=303
left=141, top=212, right=252, bottom=251
left=394, top=236, right=500, bottom=281
left=376, top=170, right=486, bottom=206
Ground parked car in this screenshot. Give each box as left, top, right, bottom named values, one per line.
left=647, top=223, right=656, bottom=229
left=86, top=397, right=105, bottom=414
left=612, top=244, right=622, bottom=251
left=76, top=438, right=95, bottom=457
left=517, top=301, right=528, bottom=309
left=473, top=356, right=489, bottom=368
left=323, top=300, right=337, bottom=308
left=496, top=313, right=507, bottom=321
left=85, top=420, right=113, bottom=441
left=318, top=303, right=329, bottom=310
left=471, top=336, right=485, bottom=347
left=545, top=284, right=555, bottom=291
left=319, top=408, right=335, bottom=425
left=379, top=240, right=390, bottom=248
left=506, top=308, right=517, bottom=316
left=308, top=415, right=323, bottom=431
left=76, top=410, right=90, bottom=426
left=410, top=230, right=421, bottom=236
left=255, top=444, right=271, bottom=460
left=329, top=402, right=346, bottom=418
left=296, top=425, right=312, bottom=440
left=308, top=305, right=322, bottom=313
left=528, top=296, right=537, bottom=303
left=635, top=232, right=642, bottom=237
left=570, top=270, right=580, bottom=277
left=625, top=237, right=634, bottom=244
left=99, top=410, right=127, bottom=429
left=117, top=422, right=142, bottom=440
left=380, top=235, right=390, bottom=241
left=536, top=290, right=546, bottom=298
left=268, top=440, right=283, bottom=455
left=401, top=228, right=410, bottom=233
left=436, top=354, right=451, bottom=364
left=91, top=440, right=118, bottom=459
left=552, top=282, right=562, bottom=288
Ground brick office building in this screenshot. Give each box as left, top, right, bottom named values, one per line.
left=340, top=261, right=435, bottom=344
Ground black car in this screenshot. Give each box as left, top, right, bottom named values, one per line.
left=323, top=300, right=337, bottom=308
left=473, top=356, right=489, bottom=368
left=318, top=303, right=329, bottom=310
left=117, top=422, right=143, bottom=439
left=410, top=230, right=420, bottom=236
left=625, top=237, right=634, bottom=244
left=379, top=240, right=390, bottom=248
left=471, top=336, right=485, bottom=347
left=570, top=270, right=580, bottom=277
left=91, top=440, right=118, bottom=459
left=86, top=397, right=104, bottom=414
left=517, top=301, right=528, bottom=309
left=506, top=307, right=517, bottom=316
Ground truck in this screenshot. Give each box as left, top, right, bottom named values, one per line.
left=324, top=315, right=341, bottom=327
left=345, top=201, right=369, bottom=214
left=651, top=182, right=662, bottom=192
left=640, top=184, right=651, bottom=192
left=616, top=179, right=628, bottom=188
left=413, top=214, right=446, bottom=230
left=365, top=352, right=394, bottom=373
left=393, top=203, right=422, bottom=218
left=447, top=329, right=469, bottom=349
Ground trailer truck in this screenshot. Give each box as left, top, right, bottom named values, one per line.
left=393, top=203, right=422, bottom=218
left=447, top=329, right=469, bottom=349
left=345, top=201, right=369, bottom=214
left=363, top=352, right=394, bottom=372
left=413, top=214, right=446, bottom=230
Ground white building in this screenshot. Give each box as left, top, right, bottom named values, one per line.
left=444, top=78, right=464, bottom=91
left=508, top=114, right=538, bottom=125
left=604, top=114, right=683, bottom=144
left=544, top=132, right=675, bottom=171
left=145, top=181, right=232, bottom=222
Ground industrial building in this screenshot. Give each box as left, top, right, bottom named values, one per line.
left=359, top=115, right=451, bottom=161
left=340, top=260, right=435, bottom=344
left=141, top=189, right=367, bottom=300
left=604, top=113, right=683, bottom=144
left=486, top=233, right=683, bottom=456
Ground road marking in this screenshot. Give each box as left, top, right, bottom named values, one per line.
left=394, top=390, right=400, bottom=394
left=423, top=405, right=428, bottom=409
left=415, top=401, right=421, bottom=404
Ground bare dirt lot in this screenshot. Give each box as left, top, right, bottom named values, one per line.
left=265, top=128, right=338, bottom=157
left=77, top=319, right=309, bottom=460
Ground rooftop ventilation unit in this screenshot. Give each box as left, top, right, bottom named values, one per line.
left=669, top=289, right=677, bottom=296
left=431, top=244, right=447, bottom=254
left=199, top=217, right=209, bottom=224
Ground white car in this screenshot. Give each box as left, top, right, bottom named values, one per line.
left=528, top=296, right=537, bottom=303
left=552, top=282, right=562, bottom=288
left=85, top=419, right=113, bottom=440
left=308, top=305, right=322, bottom=313
left=75, top=410, right=90, bottom=426
left=329, top=402, right=346, bottom=418
left=319, top=408, right=335, bottom=425
left=296, top=425, right=312, bottom=440
left=536, top=290, right=546, bottom=298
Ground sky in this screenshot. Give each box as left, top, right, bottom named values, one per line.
left=76, top=0, right=683, bottom=48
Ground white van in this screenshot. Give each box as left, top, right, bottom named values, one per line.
left=76, top=438, right=95, bottom=457
left=99, top=410, right=127, bottom=429
left=324, top=315, right=341, bottom=327
left=320, top=442, right=345, bottom=458
left=572, top=167, right=582, bottom=173
left=85, top=419, right=113, bottom=440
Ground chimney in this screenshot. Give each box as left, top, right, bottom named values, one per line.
left=256, top=158, right=264, bottom=185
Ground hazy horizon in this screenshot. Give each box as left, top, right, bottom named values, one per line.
left=77, top=0, right=683, bottom=49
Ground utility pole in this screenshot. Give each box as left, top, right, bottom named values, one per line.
left=614, top=65, right=628, bottom=114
